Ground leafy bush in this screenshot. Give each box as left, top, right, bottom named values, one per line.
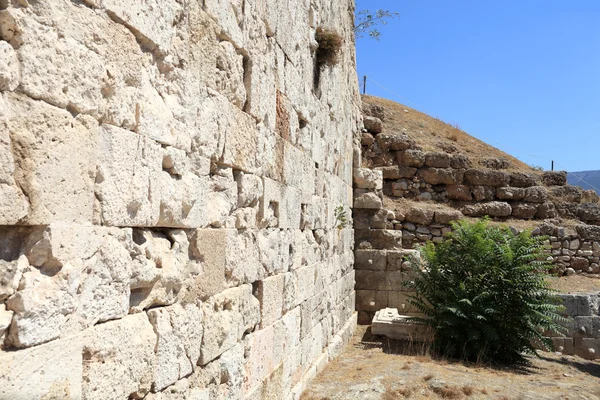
left=406, top=219, right=566, bottom=364
left=315, top=27, right=342, bottom=66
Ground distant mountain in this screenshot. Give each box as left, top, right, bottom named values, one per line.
left=568, top=170, right=600, bottom=194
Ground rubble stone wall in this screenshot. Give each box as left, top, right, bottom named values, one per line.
left=0, top=1, right=360, bottom=399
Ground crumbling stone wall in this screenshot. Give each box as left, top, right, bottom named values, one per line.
left=0, top=1, right=360, bottom=399
left=354, top=101, right=600, bottom=324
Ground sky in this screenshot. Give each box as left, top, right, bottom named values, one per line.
left=354, top=0, right=600, bottom=172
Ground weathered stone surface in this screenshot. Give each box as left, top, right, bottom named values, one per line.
left=449, top=154, right=471, bottom=169
left=417, top=168, right=464, bottom=185
left=401, top=149, right=425, bottom=167
left=523, top=186, right=548, bottom=203
left=376, top=133, right=414, bottom=151
left=542, top=171, right=568, bottom=186
left=375, top=165, right=417, bottom=180
left=0, top=41, right=19, bottom=91
left=464, top=169, right=510, bottom=187
left=511, top=203, right=538, bottom=219
left=536, top=202, right=557, bottom=219
left=446, top=185, right=472, bottom=201
left=510, top=172, right=538, bottom=187
left=0, top=334, right=83, bottom=400
left=353, top=192, right=383, bottom=210
left=353, top=168, right=383, bottom=190
left=405, top=208, right=435, bottom=225
left=472, top=185, right=496, bottom=201
left=83, top=313, right=157, bottom=400
left=363, top=116, right=383, bottom=134
left=200, top=285, right=260, bottom=365
left=425, top=152, right=451, bottom=168
left=256, top=274, right=285, bottom=328
left=355, top=229, right=403, bottom=250
left=355, top=249, right=387, bottom=270
left=551, top=185, right=583, bottom=203
left=496, top=187, right=526, bottom=201
left=434, top=209, right=463, bottom=225
left=6, top=94, right=97, bottom=224
left=461, top=202, right=512, bottom=217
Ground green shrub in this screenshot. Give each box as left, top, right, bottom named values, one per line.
left=406, top=219, right=566, bottom=364
left=315, top=27, right=342, bottom=66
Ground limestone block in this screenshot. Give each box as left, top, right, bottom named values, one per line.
left=434, top=209, right=463, bottom=225
left=523, top=186, right=548, bottom=203
left=96, top=124, right=162, bottom=226
left=425, top=152, right=451, bottom=168
left=6, top=94, right=97, bottom=224
left=446, top=184, right=472, bottom=201
left=244, top=325, right=275, bottom=393
left=511, top=203, right=538, bottom=219
left=353, top=191, right=382, bottom=209
left=461, top=201, right=512, bottom=218
left=260, top=178, right=302, bottom=229
left=148, top=303, right=204, bottom=392
left=406, top=207, right=435, bottom=225
left=0, top=333, right=83, bottom=399
left=100, top=0, right=180, bottom=54
left=295, top=264, right=317, bottom=305
left=574, top=338, right=600, bottom=360
left=372, top=308, right=432, bottom=341
left=401, top=149, right=426, bottom=167
left=0, top=304, right=13, bottom=342
left=353, top=168, right=383, bottom=190
left=200, top=285, right=260, bottom=365
left=464, top=169, right=510, bottom=187
left=236, top=171, right=263, bottom=208
left=450, top=154, right=471, bottom=169
left=496, top=187, right=526, bottom=200
left=355, top=229, right=403, bottom=250
left=6, top=264, right=79, bottom=348
left=376, top=133, right=414, bottom=151
left=219, top=343, right=246, bottom=399
left=541, top=171, right=567, bottom=186
left=258, top=229, right=296, bottom=275
left=356, top=290, right=388, bottom=312
left=418, top=168, right=464, bottom=185
left=551, top=185, right=583, bottom=203
left=244, top=51, right=277, bottom=131
left=536, top=202, right=557, bottom=219
left=375, top=165, right=417, bottom=180
left=510, top=172, right=538, bottom=187
left=363, top=116, right=383, bottom=134
left=203, top=0, right=244, bottom=48
left=0, top=255, right=26, bottom=301
left=129, top=229, right=200, bottom=312
left=355, top=249, right=387, bottom=270
left=83, top=313, right=157, bottom=400
left=577, top=225, right=600, bottom=241
left=256, top=274, right=285, bottom=328
left=386, top=249, right=420, bottom=271
left=156, top=169, right=212, bottom=228
left=0, top=40, right=19, bottom=90
left=213, top=41, right=247, bottom=109
left=284, top=141, right=315, bottom=202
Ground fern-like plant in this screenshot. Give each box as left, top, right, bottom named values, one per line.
left=405, top=219, right=567, bottom=364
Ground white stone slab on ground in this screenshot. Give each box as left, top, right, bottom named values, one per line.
left=371, top=307, right=432, bottom=341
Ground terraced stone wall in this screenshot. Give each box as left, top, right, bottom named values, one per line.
left=0, top=1, right=360, bottom=399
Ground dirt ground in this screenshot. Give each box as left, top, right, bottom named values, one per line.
left=547, top=275, right=600, bottom=294
left=302, top=325, right=600, bottom=400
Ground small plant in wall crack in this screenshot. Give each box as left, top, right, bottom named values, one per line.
left=334, top=205, right=348, bottom=230
left=315, top=27, right=343, bottom=67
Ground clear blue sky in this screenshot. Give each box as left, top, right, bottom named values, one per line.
left=355, top=0, right=600, bottom=172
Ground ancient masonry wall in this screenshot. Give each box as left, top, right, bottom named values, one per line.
left=353, top=103, right=600, bottom=327
left=0, top=1, right=361, bottom=399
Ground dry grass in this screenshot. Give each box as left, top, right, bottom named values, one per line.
left=362, top=95, right=534, bottom=172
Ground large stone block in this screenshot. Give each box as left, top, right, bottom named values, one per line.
left=200, top=285, right=260, bottom=365
left=256, top=274, right=285, bottom=328
left=542, top=171, right=567, bottom=186
left=355, top=229, right=402, bottom=250
left=417, top=168, right=464, bottom=185
left=355, top=290, right=388, bottom=312
left=353, top=168, right=383, bottom=190
left=5, top=94, right=97, bottom=224
left=0, top=334, right=83, bottom=399
left=283, top=141, right=315, bottom=202
left=355, top=249, right=387, bottom=270
left=260, top=178, right=302, bottom=228
left=83, top=313, right=157, bottom=400
left=464, top=169, right=510, bottom=187
left=96, top=124, right=162, bottom=226
left=461, top=201, right=512, bottom=218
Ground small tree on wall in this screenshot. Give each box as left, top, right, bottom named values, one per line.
left=354, top=9, right=400, bottom=41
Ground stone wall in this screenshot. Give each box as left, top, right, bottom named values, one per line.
left=550, top=293, right=600, bottom=360
left=0, top=1, right=360, bottom=399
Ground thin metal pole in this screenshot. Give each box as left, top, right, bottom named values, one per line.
left=363, top=75, right=367, bottom=95
left=551, top=160, right=554, bottom=171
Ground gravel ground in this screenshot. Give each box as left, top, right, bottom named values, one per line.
left=302, top=325, right=600, bottom=400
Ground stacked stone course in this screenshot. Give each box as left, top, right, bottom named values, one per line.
left=0, top=1, right=360, bottom=399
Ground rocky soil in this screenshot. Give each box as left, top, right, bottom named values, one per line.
left=302, top=325, right=600, bottom=400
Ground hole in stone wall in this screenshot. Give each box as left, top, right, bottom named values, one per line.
left=298, top=113, right=308, bottom=129
left=242, top=55, right=251, bottom=113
